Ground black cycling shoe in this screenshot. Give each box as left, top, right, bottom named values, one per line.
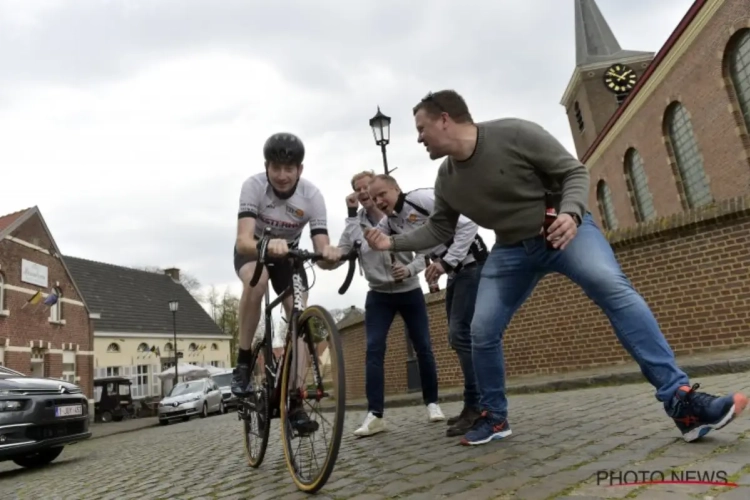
left=231, top=364, right=251, bottom=397
left=288, top=400, right=319, bottom=436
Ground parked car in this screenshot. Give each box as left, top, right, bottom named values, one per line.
left=157, top=377, right=223, bottom=425
left=209, top=369, right=237, bottom=413
left=0, top=365, right=91, bottom=469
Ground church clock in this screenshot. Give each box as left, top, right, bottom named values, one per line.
left=603, top=63, right=637, bottom=94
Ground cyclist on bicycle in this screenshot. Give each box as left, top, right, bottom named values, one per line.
left=232, top=132, right=341, bottom=434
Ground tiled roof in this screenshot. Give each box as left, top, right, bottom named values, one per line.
left=0, top=208, right=31, bottom=234
left=63, top=256, right=224, bottom=336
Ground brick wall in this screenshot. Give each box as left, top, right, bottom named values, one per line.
left=44, top=352, right=62, bottom=379
left=5, top=350, right=31, bottom=374
left=0, top=210, right=93, bottom=398
left=339, top=197, right=750, bottom=400
left=586, top=1, right=750, bottom=230
left=76, top=353, right=94, bottom=399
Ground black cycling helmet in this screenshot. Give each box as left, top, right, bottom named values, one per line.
left=263, top=132, right=305, bottom=165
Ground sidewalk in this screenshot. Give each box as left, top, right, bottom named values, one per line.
left=344, top=346, right=750, bottom=410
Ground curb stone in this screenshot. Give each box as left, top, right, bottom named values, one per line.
left=344, top=358, right=750, bottom=411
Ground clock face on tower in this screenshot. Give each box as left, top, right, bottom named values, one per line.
left=604, top=63, right=637, bottom=94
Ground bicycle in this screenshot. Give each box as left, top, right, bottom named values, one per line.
left=239, top=226, right=361, bottom=494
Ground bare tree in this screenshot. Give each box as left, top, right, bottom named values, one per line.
left=205, top=287, right=240, bottom=364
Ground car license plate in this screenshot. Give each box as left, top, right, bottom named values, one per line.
left=55, top=405, right=82, bottom=417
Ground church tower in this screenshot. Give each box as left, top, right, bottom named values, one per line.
left=561, top=0, right=655, bottom=159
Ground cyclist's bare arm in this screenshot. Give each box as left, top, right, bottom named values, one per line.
left=312, top=233, right=339, bottom=270
left=236, top=217, right=259, bottom=260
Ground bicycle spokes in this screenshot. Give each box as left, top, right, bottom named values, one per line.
left=282, top=315, right=340, bottom=486
left=243, top=347, right=270, bottom=468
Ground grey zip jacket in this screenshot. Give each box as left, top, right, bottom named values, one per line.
left=337, top=208, right=425, bottom=293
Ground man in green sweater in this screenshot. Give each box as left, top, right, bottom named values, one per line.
left=364, top=89, right=748, bottom=447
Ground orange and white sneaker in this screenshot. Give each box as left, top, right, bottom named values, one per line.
left=667, top=383, right=748, bottom=442
left=460, top=410, right=512, bottom=446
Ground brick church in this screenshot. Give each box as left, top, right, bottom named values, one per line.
left=340, top=0, right=750, bottom=401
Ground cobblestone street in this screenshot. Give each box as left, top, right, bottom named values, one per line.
left=2, top=373, right=750, bottom=499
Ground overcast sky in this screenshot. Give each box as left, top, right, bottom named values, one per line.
left=0, top=0, right=694, bottom=320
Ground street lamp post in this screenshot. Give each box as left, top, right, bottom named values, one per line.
left=169, top=300, right=179, bottom=387
left=369, top=106, right=397, bottom=175
left=368, top=106, right=420, bottom=394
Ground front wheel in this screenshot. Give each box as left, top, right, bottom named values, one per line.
left=242, top=341, right=271, bottom=469
left=280, top=305, right=346, bottom=493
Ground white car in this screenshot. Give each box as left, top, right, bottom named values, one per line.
left=209, top=369, right=237, bottom=413
left=157, top=377, right=223, bottom=425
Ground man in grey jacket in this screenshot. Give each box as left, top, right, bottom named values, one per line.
left=337, top=170, right=445, bottom=437
left=368, top=173, right=488, bottom=437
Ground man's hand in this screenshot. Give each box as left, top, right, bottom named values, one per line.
left=391, top=261, right=411, bottom=281
left=425, top=260, right=446, bottom=283
left=267, top=238, right=289, bottom=258
left=316, top=245, right=343, bottom=270
left=346, top=192, right=359, bottom=208
left=364, top=228, right=391, bottom=250
left=546, top=213, right=578, bottom=250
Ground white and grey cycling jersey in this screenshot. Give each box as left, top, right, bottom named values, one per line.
left=237, top=172, right=328, bottom=247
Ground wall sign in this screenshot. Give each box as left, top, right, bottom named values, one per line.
left=21, top=259, right=48, bottom=288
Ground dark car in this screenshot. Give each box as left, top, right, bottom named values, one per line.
left=0, top=365, right=91, bottom=468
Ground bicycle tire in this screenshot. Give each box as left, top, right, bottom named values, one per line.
left=242, top=341, right=271, bottom=468
left=279, top=305, right=346, bottom=493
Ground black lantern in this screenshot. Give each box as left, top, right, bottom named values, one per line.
left=369, top=106, right=396, bottom=175
left=369, top=106, right=391, bottom=146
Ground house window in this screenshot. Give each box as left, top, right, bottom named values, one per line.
left=727, top=29, right=750, bottom=133
left=49, top=287, right=63, bottom=322
left=134, top=365, right=149, bottom=398
left=664, top=102, right=712, bottom=208
left=137, top=343, right=149, bottom=352
left=211, top=343, right=218, bottom=351
left=106, top=366, right=120, bottom=377
left=164, top=342, right=173, bottom=352
left=624, top=148, right=656, bottom=222
left=106, top=342, right=120, bottom=353
left=574, top=101, right=584, bottom=133
left=62, top=350, right=76, bottom=383
left=0, top=273, right=5, bottom=312
left=596, top=180, right=619, bottom=231
left=210, top=360, right=221, bottom=367
left=189, top=343, right=198, bottom=352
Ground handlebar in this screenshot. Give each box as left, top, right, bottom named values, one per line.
left=249, top=227, right=362, bottom=295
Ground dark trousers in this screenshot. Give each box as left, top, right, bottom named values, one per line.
left=364, top=287, right=439, bottom=416
left=445, top=262, right=483, bottom=409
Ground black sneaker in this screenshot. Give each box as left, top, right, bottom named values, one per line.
left=447, top=405, right=473, bottom=426
left=447, top=406, right=481, bottom=437
left=230, top=364, right=251, bottom=397
left=666, top=383, right=748, bottom=442
left=288, top=400, right=319, bottom=436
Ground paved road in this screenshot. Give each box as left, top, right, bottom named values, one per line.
left=2, top=373, right=750, bottom=499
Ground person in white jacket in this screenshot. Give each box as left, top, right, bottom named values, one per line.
left=336, top=170, right=445, bottom=437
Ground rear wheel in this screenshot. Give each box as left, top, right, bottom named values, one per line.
left=242, top=341, right=271, bottom=468
left=280, top=305, right=346, bottom=493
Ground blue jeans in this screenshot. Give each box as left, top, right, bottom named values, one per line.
left=445, top=262, right=483, bottom=409
left=364, top=287, right=439, bottom=416
left=472, top=214, right=689, bottom=419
